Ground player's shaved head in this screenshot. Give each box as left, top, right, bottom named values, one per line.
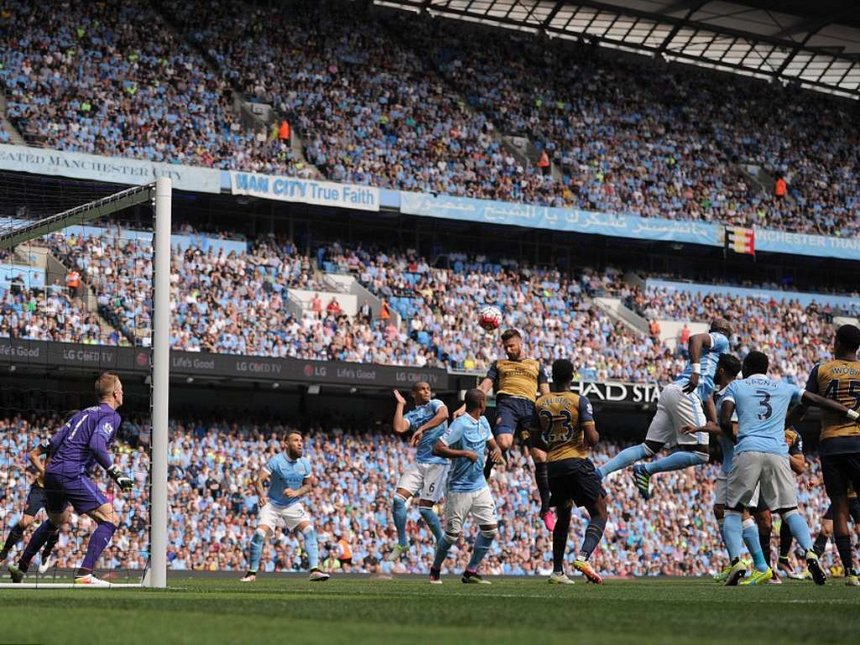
left=742, top=351, right=769, bottom=378
left=412, top=381, right=430, bottom=392
left=836, top=324, right=860, bottom=353
left=710, top=318, right=733, bottom=337
left=464, top=388, right=486, bottom=412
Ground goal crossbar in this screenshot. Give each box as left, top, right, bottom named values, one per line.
left=0, top=184, right=155, bottom=251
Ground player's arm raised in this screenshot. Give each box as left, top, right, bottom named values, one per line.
left=392, top=390, right=410, bottom=434
left=409, top=403, right=449, bottom=447
left=683, top=332, right=713, bottom=394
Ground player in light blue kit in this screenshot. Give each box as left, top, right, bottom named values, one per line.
left=719, top=351, right=859, bottom=586
left=240, top=430, right=329, bottom=582
left=390, top=382, right=449, bottom=560
left=599, top=318, right=733, bottom=499
left=429, top=389, right=503, bottom=584
left=682, top=354, right=770, bottom=583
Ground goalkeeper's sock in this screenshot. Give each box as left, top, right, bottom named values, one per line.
left=42, top=527, right=60, bottom=562
left=78, top=521, right=116, bottom=576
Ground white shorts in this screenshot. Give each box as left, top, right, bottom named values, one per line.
left=726, top=452, right=796, bottom=510
left=396, top=462, right=449, bottom=503
left=444, top=487, right=498, bottom=535
left=258, top=502, right=311, bottom=532
left=646, top=383, right=708, bottom=447
left=715, top=472, right=759, bottom=508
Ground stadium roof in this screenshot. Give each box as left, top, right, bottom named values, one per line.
left=375, top=0, right=860, bottom=99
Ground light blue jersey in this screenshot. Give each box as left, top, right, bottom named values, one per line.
left=674, top=332, right=730, bottom=399
left=439, top=414, right=492, bottom=493
left=264, top=453, right=312, bottom=506
left=715, top=385, right=739, bottom=474
left=723, top=375, right=804, bottom=455
left=405, top=399, right=448, bottom=465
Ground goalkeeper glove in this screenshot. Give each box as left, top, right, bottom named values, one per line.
left=107, top=464, right=133, bottom=492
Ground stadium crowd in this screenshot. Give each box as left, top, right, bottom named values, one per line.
left=1, top=1, right=857, bottom=236
left=0, top=0, right=305, bottom=175
left=0, top=415, right=846, bottom=578
left=0, top=225, right=850, bottom=389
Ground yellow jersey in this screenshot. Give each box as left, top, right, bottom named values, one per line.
left=806, top=359, right=860, bottom=454
left=534, top=391, right=595, bottom=462
left=486, top=358, right=547, bottom=402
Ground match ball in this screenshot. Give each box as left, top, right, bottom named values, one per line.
left=478, top=305, right=503, bottom=332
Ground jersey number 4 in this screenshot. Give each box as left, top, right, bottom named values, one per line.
left=823, top=379, right=860, bottom=411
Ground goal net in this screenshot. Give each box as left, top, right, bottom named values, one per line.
left=0, top=172, right=170, bottom=588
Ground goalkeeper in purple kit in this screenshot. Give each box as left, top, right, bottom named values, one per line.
left=8, top=373, right=133, bottom=586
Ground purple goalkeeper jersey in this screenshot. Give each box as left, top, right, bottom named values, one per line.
left=46, top=403, right=121, bottom=476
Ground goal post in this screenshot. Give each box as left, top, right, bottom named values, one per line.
left=148, top=177, right=171, bottom=589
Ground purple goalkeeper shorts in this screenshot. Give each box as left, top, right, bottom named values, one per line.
left=44, top=472, right=108, bottom=515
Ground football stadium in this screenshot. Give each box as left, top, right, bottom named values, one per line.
left=1, top=0, right=860, bottom=642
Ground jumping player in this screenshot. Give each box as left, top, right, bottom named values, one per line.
left=390, top=383, right=449, bottom=560
left=456, top=329, right=553, bottom=529
left=599, top=319, right=732, bottom=500
left=431, top=389, right=504, bottom=584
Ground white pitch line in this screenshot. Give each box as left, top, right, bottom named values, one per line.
left=0, top=583, right=143, bottom=589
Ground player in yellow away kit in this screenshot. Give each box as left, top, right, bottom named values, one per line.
left=534, top=359, right=606, bottom=585
left=456, top=329, right=553, bottom=530
left=787, top=324, right=860, bottom=585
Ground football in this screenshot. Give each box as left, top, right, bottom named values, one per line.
left=478, top=305, right=503, bottom=331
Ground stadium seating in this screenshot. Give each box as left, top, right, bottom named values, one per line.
left=1, top=1, right=856, bottom=235
left=0, top=415, right=834, bottom=576
left=0, top=0, right=302, bottom=174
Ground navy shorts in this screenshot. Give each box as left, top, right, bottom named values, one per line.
left=549, top=458, right=606, bottom=509
left=821, top=453, right=860, bottom=501
left=44, top=472, right=108, bottom=515
left=822, top=497, right=860, bottom=523
left=23, top=484, right=47, bottom=517
left=494, top=396, right=540, bottom=446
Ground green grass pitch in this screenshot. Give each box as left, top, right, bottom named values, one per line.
left=2, top=576, right=859, bottom=644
